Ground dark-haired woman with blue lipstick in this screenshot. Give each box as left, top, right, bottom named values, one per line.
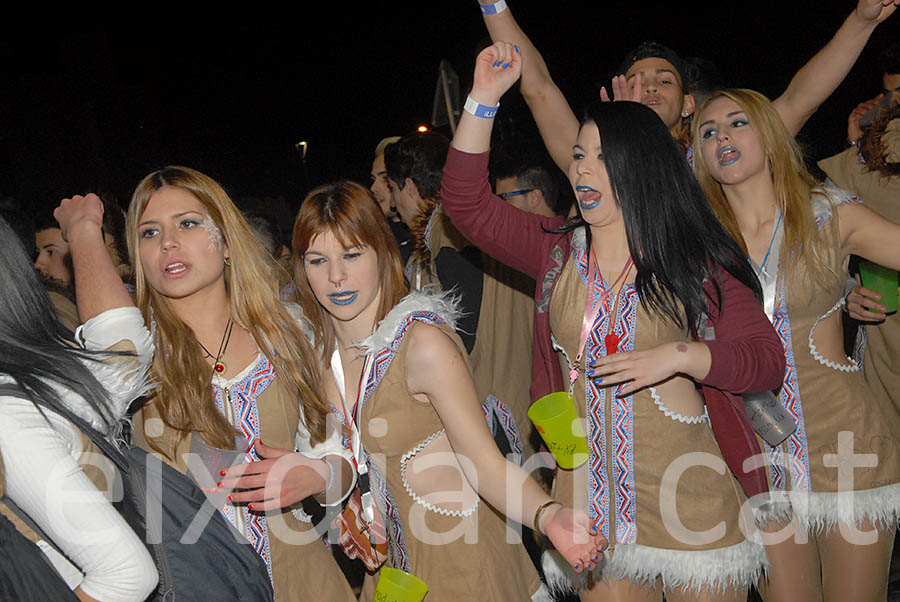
left=442, top=42, right=786, bottom=601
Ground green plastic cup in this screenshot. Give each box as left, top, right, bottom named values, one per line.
left=860, top=261, right=899, bottom=314
left=528, top=392, right=589, bottom=470
left=373, top=568, right=428, bottom=602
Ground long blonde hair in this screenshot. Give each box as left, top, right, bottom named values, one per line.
left=126, top=166, right=329, bottom=457
left=692, top=89, right=836, bottom=286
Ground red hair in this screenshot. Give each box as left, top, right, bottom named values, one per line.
left=292, top=181, right=408, bottom=361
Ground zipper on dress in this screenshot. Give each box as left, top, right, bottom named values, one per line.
left=222, top=386, right=245, bottom=534
left=605, top=385, right=616, bottom=546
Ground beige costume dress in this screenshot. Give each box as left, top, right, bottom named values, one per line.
left=351, top=290, right=546, bottom=601
left=546, top=228, right=765, bottom=593
left=133, top=306, right=355, bottom=602
left=754, top=185, right=900, bottom=530
left=819, top=125, right=900, bottom=441
left=406, top=205, right=539, bottom=459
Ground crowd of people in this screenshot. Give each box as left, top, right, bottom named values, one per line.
left=2, top=1, right=900, bottom=601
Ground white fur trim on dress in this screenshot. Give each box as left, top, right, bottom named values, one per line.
left=785, top=483, right=900, bottom=533
left=541, top=538, right=766, bottom=598
left=354, top=286, right=464, bottom=355
left=531, top=583, right=553, bottom=602
left=571, top=225, right=587, bottom=253
left=750, top=496, right=794, bottom=528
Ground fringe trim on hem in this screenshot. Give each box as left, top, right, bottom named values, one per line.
left=541, top=538, right=766, bottom=598
left=779, top=484, right=900, bottom=533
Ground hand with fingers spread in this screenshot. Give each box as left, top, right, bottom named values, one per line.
left=848, top=94, right=884, bottom=143
left=470, top=40, right=522, bottom=107
left=847, top=284, right=893, bottom=322
left=588, top=341, right=711, bottom=396
left=600, top=73, right=642, bottom=103
left=539, top=504, right=608, bottom=572
left=219, top=439, right=331, bottom=511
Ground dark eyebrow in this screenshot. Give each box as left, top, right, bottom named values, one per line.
left=699, top=110, right=747, bottom=129
left=138, top=210, right=202, bottom=228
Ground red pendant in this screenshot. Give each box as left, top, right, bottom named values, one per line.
left=604, top=333, right=619, bottom=355
left=214, top=362, right=227, bottom=374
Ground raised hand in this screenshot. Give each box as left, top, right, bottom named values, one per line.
left=600, top=73, right=642, bottom=103
left=855, top=0, right=899, bottom=24
left=219, top=440, right=330, bottom=511
left=470, top=41, right=522, bottom=107
left=54, top=193, right=104, bottom=242
left=541, top=505, right=608, bottom=572
left=847, top=284, right=892, bottom=321
left=848, top=94, right=885, bottom=142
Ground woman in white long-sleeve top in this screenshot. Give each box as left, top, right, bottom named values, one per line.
left=0, top=196, right=157, bottom=602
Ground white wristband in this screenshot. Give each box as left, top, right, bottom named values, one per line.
left=464, top=96, right=500, bottom=119
left=479, top=0, right=508, bottom=15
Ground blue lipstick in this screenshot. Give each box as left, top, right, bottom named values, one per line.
left=576, top=185, right=602, bottom=211
left=328, top=291, right=358, bottom=306
left=717, top=146, right=741, bottom=167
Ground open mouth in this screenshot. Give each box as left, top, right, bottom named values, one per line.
left=328, top=291, right=358, bottom=306
left=643, top=96, right=662, bottom=107
left=576, top=185, right=603, bottom=210
left=164, top=262, right=188, bottom=275
left=717, top=146, right=741, bottom=166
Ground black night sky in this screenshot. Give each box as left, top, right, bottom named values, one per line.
left=2, top=2, right=898, bottom=221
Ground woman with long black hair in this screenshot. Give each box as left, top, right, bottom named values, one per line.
left=0, top=195, right=157, bottom=602
left=442, top=43, right=785, bottom=601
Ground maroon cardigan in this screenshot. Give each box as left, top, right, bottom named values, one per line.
left=441, top=148, right=785, bottom=498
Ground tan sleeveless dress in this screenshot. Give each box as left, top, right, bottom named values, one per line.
left=547, top=234, right=763, bottom=592
left=354, top=290, right=543, bottom=601
left=133, top=355, right=355, bottom=602
left=757, top=188, right=900, bottom=531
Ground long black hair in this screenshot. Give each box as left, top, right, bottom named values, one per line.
left=0, top=215, right=116, bottom=432
left=564, top=101, right=761, bottom=336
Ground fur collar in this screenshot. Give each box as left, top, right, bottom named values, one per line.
left=354, top=286, right=462, bottom=355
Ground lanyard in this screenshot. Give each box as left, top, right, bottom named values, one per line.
left=570, top=248, right=633, bottom=387
left=333, top=348, right=376, bottom=472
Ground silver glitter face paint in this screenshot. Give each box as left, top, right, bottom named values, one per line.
left=201, top=214, right=224, bottom=252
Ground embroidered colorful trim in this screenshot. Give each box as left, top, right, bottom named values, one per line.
left=766, top=274, right=811, bottom=493
left=575, top=245, right=638, bottom=545
left=211, top=355, right=277, bottom=583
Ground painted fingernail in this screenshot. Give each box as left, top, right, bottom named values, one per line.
left=493, top=60, right=501, bottom=67
left=574, top=564, right=580, bottom=570
left=217, top=481, right=222, bottom=487
left=248, top=503, right=254, bottom=511
left=514, top=45, right=519, bottom=53
left=502, top=63, right=509, bottom=69
left=591, top=525, right=598, bottom=534
left=220, top=470, right=226, bottom=477
left=593, top=555, right=600, bottom=561
left=226, top=495, right=232, bottom=502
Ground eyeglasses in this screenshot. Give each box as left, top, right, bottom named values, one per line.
left=497, top=188, right=534, bottom=199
